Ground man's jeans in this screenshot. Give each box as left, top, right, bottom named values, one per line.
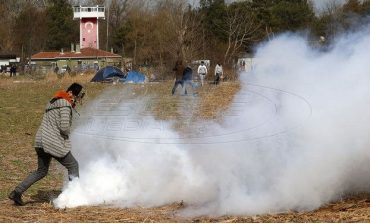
left=15, top=147, right=79, bottom=193
left=199, top=74, right=206, bottom=86
left=215, top=73, right=221, bottom=85
left=172, top=80, right=197, bottom=95
left=172, top=80, right=184, bottom=95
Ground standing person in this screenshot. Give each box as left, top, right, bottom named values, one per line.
left=8, top=83, right=85, bottom=206
left=182, top=65, right=198, bottom=95
left=10, top=65, right=15, bottom=77
left=66, top=65, right=71, bottom=75
left=214, top=63, right=223, bottom=85
left=197, top=61, right=208, bottom=86
left=54, top=65, right=59, bottom=74
left=13, top=65, right=17, bottom=77
left=172, top=59, right=185, bottom=95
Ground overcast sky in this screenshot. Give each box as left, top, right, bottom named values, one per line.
left=311, top=0, right=347, bottom=13
left=188, top=0, right=349, bottom=14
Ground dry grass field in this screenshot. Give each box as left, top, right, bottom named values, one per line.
left=1, top=74, right=370, bottom=222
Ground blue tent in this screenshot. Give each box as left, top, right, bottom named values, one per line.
left=123, top=70, right=146, bottom=83
left=91, top=66, right=125, bottom=82
left=91, top=66, right=146, bottom=83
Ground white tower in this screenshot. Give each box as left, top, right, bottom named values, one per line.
left=73, top=5, right=105, bottom=49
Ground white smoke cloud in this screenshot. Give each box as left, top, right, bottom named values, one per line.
left=54, top=25, right=370, bottom=217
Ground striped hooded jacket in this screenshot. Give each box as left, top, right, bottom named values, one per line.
left=34, top=91, right=73, bottom=158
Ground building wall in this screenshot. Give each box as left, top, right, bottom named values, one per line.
left=33, top=57, right=122, bottom=73
left=81, top=18, right=98, bottom=49
left=0, top=60, right=10, bottom=66
left=0, top=58, right=20, bottom=66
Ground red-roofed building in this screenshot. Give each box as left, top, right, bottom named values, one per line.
left=30, top=45, right=122, bottom=74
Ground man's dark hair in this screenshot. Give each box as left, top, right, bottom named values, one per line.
left=67, top=83, right=83, bottom=97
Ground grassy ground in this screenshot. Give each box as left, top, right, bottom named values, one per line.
left=1, top=74, right=370, bottom=222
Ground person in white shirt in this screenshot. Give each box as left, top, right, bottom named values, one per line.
left=214, top=63, right=223, bottom=85
left=197, top=61, right=208, bottom=86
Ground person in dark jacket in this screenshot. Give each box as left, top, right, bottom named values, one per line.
left=10, top=65, right=16, bottom=77
left=171, top=59, right=185, bottom=95
left=8, top=83, right=84, bottom=206
left=182, top=66, right=198, bottom=95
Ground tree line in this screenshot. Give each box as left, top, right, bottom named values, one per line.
left=0, top=0, right=369, bottom=77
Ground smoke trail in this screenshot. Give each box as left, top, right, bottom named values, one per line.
left=54, top=26, right=370, bottom=217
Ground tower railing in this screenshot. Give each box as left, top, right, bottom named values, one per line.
left=73, top=5, right=105, bottom=19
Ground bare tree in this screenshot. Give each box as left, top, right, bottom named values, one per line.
left=0, top=0, right=26, bottom=52
left=108, top=0, right=130, bottom=28
left=114, top=0, right=157, bottom=65
left=13, top=2, right=47, bottom=70
left=317, top=0, right=346, bottom=42
left=154, top=0, right=203, bottom=63
left=221, top=6, right=260, bottom=65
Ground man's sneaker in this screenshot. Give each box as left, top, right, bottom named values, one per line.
left=8, top=190, right=24, bottom=206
